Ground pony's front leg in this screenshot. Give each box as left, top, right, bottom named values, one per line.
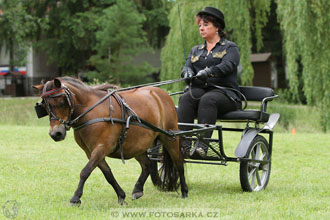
left=70, top=147, right=105, bottom=205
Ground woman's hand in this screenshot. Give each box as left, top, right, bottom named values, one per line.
left=181, top=68, right=194, bottom=84
left=196, top=67, right=212, bottom=81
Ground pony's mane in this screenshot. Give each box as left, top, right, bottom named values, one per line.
left=59, top=76, right=118, bottom=92
left=91, top=83, right=118, bottom=91
left=60, top=76, right=88, bottom=89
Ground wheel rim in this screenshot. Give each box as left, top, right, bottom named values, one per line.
left=247, top=141, right=270, bottom=191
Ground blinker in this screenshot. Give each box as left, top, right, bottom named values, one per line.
left=35, top=102, right=48, bottom=118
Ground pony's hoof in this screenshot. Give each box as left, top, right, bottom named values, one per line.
left=132, top=192, right=143, bottom=200
left=118, top=198, right=127, bottom=206
left=181, top=193, right=188, bottom=199
left=70, top=199, right=81, bottom=206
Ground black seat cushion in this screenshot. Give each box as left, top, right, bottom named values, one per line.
left=219, top=110, right=270, bottom=122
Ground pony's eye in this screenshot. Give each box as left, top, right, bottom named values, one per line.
left=58, top=99, right=66, bottom=107
left=52, top=96, right=66, bottom=107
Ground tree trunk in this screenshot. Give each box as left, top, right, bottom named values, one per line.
left=9, top=38, right=14, bottom=73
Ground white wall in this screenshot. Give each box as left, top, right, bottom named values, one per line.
left=0, top=46, right=10, bottom=65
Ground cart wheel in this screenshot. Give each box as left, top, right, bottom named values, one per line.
left=239, top=135, right=271, bottom=192
left=149, top=141, right=165, bottom=186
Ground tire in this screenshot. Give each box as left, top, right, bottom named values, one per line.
left=239, top=135, right=271, bottom=192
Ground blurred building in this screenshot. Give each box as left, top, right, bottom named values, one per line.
left=251, top=52, right=278, bottom=88
left=0, top=46, right=58, bottom=96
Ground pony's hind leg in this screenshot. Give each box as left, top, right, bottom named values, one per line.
left=98, top=159, right=126, bottom=205
left=132, top=153, right=152, bottom=200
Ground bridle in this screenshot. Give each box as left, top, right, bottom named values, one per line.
left=38, top=81, right=119, bottom=130
left=41, top=82, right=76, bottom=129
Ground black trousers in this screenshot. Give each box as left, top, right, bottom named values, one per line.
left=177, top=87, right=241, bottom=138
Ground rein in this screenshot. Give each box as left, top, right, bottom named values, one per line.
left=39, top=78, right=187, bottom=128
left=38, top=79, right=181, bottom=163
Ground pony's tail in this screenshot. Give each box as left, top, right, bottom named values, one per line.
left=150, top=145, right=179, bottom=191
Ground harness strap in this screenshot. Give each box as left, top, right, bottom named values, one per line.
left=68, top=89, right=177, bottom=164
left=73, top=118, right=151, bottom=131
left=41, top=87, right=65, bottom=99
left=138, top=117, right=177, bottom=139
left=116, top=93, right=127, bottom=164
left=69, top=90, right=116, bottom=125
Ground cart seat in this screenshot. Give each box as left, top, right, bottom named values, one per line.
left=218, top=86, right=277, bottom=123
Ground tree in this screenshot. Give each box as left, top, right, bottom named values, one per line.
left=160, top=0, right=270, bottom=92
left=0, top=0, right=37, bottom=71
left=27, top=0, right=115, bottom=76
left=26, top=0, right=171, bottom=84
left=89, top=0, right=152, bottom=84
left=276, top=0, right=330, bottom=131
left=134, top=0, right=173, bottom=49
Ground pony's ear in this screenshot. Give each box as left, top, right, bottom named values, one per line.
left=32, top=84, right=44, bottom=95
left=54, top=78, right=62, bottom=88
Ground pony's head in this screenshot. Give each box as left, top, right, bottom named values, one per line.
left=33, top=78, right=75, bottom=141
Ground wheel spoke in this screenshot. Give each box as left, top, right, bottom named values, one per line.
left=255, top=144, right=261, bottom=160
left=251, top=171, right=256, bottom=188
left=256, top=171, right=262, bottom=186
left=158, top=163, right=165, bottom=182
left=260, top=152, right=266, bottom=160
left=248, top=167, right=257, bottom=179
left=251, top=147, right=256, bottom=159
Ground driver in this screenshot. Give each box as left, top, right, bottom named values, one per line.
left=178, top=6, right=241, bottom=158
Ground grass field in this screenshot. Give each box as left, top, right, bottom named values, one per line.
left=1, top=124, right=329, bottom=220
left=0, top=97, right=329, bottom=219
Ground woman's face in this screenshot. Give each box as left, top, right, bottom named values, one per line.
left=198, top=19, right=219, bottom=40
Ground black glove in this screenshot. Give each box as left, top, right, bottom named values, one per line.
left=181, top=67, right=194, bottom=84
left=196, top=67, right=212, bottom=81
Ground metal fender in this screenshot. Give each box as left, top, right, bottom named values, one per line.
left=235, top=128, right=260, bottom=158
left=234, top=113, right=280, bottom=158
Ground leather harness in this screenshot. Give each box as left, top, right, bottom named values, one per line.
left=38, top=85, right=176, bottom=164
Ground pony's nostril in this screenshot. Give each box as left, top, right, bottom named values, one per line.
left=55, top=132, right=62, bottom=137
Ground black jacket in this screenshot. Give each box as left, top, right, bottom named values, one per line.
left=182, top=38, right=241, bottom=101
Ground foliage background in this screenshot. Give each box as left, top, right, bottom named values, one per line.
left=0, top=0, right=329, bottom=130
left=0, top=0, right=172, bottom=85
left=161, top=0, right=329, bottom=131
left=161, top=0, right=268, bottom=92
left=276, top=0, right=330, bottom=130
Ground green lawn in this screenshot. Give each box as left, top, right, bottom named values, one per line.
left=1, top=125, right=329, bottom=219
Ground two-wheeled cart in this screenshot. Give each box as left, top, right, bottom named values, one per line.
left=148, top=86, right=280, bottom=192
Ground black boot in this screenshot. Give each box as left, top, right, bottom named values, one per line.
left=190, top=139, right=208, bottom=158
